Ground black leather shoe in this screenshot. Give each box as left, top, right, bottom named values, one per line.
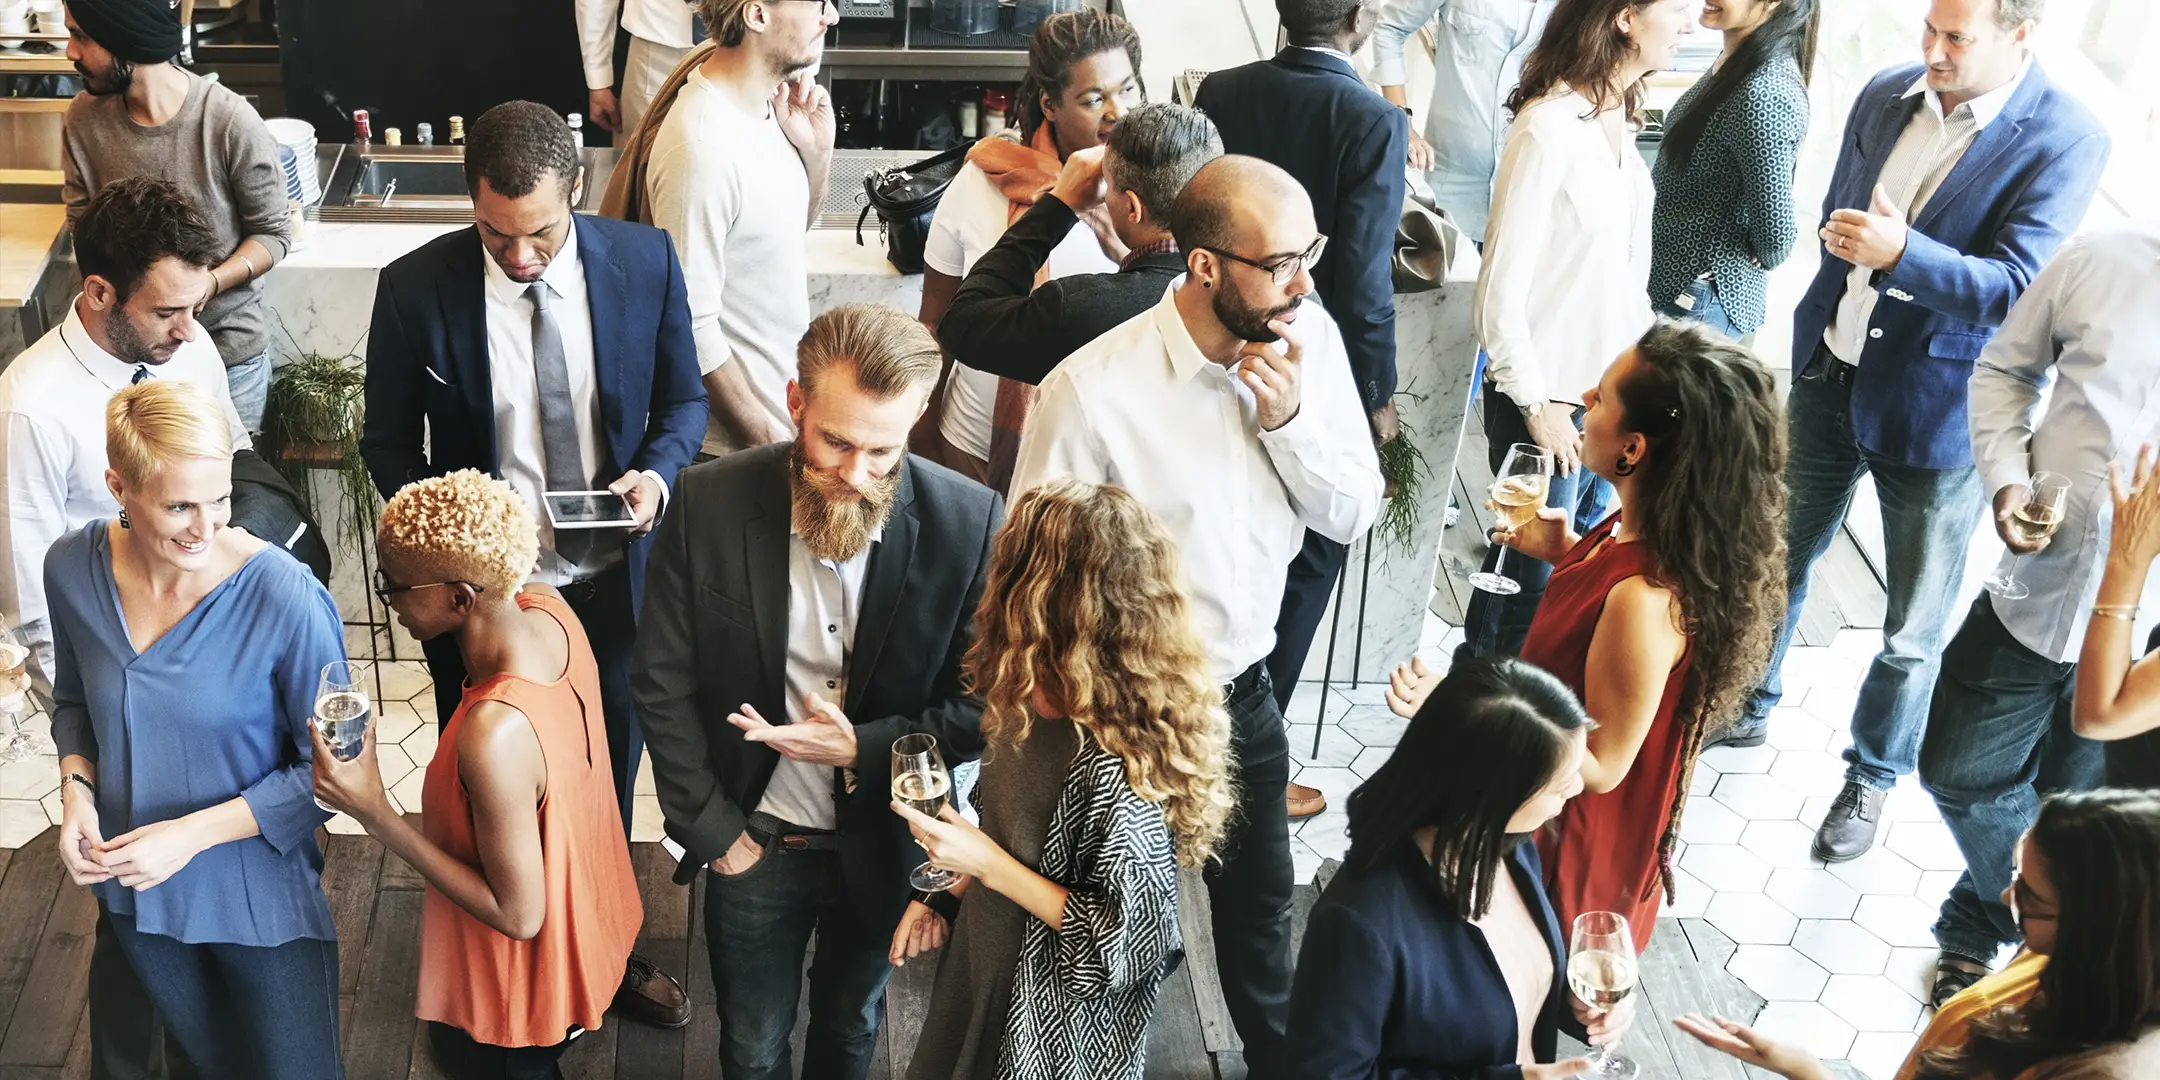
left=1704, top=719, right=1768, bottom=750
left=612, top=951, right=692, bottom=1029
left=1812, top=780, right=1887, bottom=863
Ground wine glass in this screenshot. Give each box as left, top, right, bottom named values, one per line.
left=1568, top=911, right=1642, bottom=1080
left=313, top=661, right=373, bottom=811
left=1469, top=443, right=1555, bottom=595
left=0, top=623, right=35, bottom=763
left=892, top=733, right=957, bottom=892
left=1983, top=471, right=2071, bottom=601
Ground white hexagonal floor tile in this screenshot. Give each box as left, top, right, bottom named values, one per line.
left=1283, top=680, right=1355, bottom=728
left=0, top=758, right=60, bottom=801
left=1884, top=820, right=1965, bottom=872
left=1821, top=973, right=1923, bottom=1032
left=1791, top=918, right=1892, bottom=975
left=1338, top=707, right=1408, bottom=748
left=1853, top=894, right=1939, bottom=949
left=388, top=767, right=428, bottom=817
left=1680, top=844, right=1772, bottom=894
left=372, top=660, right=437, bottom=703
left=1705, top=892, right=1798, bottom=945
left=373, top=699, right=425, bottom=747
left=1846, top=1031, right=1921, bottom=1080
left=1765, top=867, right=1863, bottom=920
left=1287, top=724, right=1365, bottom=769
left=1291, top=765, right=1361, bottom=814
left=1765, top=708, right=1834, bottom=752
left=1883, top=946, right=1938, bottom=1005
left=1800, top=685, right=1860, bottom=728
left=1699, top=743, right=1779, bottom=775
left=1680, top=795, right=1747, bottom=845
left=1289, top=837, right=1323, bottom=884
left=1348, top=745, right=1394, bottom=779
left=1296, top=811, right=1349, bottom=862
left=1725, top=943, right=1829, bottom=1000
left=1712, top=773, right=1807, bottom=822
left=0, top=800, right=50, bottom=847
left=1767, top=749, right=1850, bottom=798
left=401, top=721, right=439, bottom=766
left=1750, top=1000, right=1857, bottom=1061
left=325, top=811, right=368, bottom=836
left=1739, top=819, right=1820, bottom=870
left=1883, top=782, right=1944, bottom=823
left=1828, top=848, right=1922, bottom=895
left=374, top=743, right=417, bottom=788
left=1665, top=866, right=1712, bottom=919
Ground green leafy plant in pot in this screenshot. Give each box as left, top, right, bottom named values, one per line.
left=258, top=346, right=376, bottom=553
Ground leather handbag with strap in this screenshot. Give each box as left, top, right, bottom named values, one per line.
left=856, top=139, right=979, bottom=274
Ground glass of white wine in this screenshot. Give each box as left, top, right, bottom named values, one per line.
left=1983, top=471, right=2071, bottom=601
left=1568, top=911, right=1641, bottom=1080
left=1469, top=442, right=1555, bottom=596
left=313, top=661, right=373, bottom=811
left=0, top=622, right=35, bottom=764
left=892, top=732, right=957, bottom=892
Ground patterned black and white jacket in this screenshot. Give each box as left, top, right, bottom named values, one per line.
left=993, top=736, right=1184, bottom=1080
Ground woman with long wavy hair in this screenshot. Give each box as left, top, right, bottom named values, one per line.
left=1680, top=789, right=2160, bottom=1079
left=891, top=480, right=1234, bottom=1080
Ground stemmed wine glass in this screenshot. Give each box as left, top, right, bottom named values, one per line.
left=0, top=622, right=36, bottom=763
left=1469, top=442, right=1555, bottom=595
left=1568, top=911, right=1642, bottom=1079
left=892, top=733, right=957, bottom=892
left=1983, top=471, right=2071, bottom=601
left=312, top=661, right=373, bottom=811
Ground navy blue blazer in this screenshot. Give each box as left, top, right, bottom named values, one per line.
left=1287, top=839, right=1575, bottom=1080
left=1196, top=48, right=1408, bottom=414
left=359, top=214, right=708, bottom=612
left=1792, top=60, right=2107, bottom=469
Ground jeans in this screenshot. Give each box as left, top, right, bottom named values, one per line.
left=1655, top=277, right=1742, bottom=341
left=426, top=1023, right=576, bottom=1080
left=704, top=838, right=894, bottom=1080
left=1457, top=392, right=1616, bottom=660
left=106, top=912, right=341, bottom=1080
left=1919, top=596, right=2104, bottom=963
left=90, top=908, right=172, bottom=1080
left=1744, top=348, right=1984, bottom=788
left=225, top=350, right=275, bottom=437
left=1204, top=669, right=1296, bottom=1079
left=1266, top=531, right=1350, bottom=710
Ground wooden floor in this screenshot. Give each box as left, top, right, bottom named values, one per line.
left=0, top=823, right=1792, bottom=1080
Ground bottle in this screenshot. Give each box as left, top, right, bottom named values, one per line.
left=350, top=109, right=372, bottom=157
left=383, top=127, right=402, bottom=147
left=981, top=90, right=1010, bottom=138
left=567, top=113, right=585, bottom=148
left=448, top=116, right=466, bottom=146
left=415, top=122, right=434, bottom=146
left=956, top=96, right=979, bottom=139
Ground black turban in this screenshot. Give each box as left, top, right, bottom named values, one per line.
left=64, top=0, right=184, bottom=65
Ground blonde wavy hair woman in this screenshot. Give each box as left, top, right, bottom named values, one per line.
left=892, top=480, right=1235, bottom=1080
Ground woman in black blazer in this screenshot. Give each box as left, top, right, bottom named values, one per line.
left=1286, top=657, right=1631, bottom=1080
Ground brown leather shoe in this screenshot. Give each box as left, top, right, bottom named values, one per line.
left=1287, top=782, right=1327, bottom=819
left=612, top=951, right=691, bottom=1029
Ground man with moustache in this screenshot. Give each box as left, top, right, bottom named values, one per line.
left=633, top=303, right=1002, bottom=1080
left=1010, top=155, right=1384, bottom=1080
left=60, top=0, right=292, bottom=436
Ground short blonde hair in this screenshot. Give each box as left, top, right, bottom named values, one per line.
left=105, top=380, right=233, bottom=488
left=797, top=304, right=943, bottom=402
left=376, top=470, right=538, bottom=597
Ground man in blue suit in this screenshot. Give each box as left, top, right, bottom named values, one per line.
left=1717, top=0, right=2109, bottom=865
left=361, top=101, right=707, bottom=1026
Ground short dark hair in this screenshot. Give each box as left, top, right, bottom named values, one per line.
left=464, top=101, right=579, bottom=200
left=73, top=177, right=224, bottom=303
left=1104, top=103, right=1222, bottom=226
left=1277, top=0, right=1363, bottom=43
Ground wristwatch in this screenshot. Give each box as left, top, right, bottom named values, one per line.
left=1519, top=399, right=1545, bottom=421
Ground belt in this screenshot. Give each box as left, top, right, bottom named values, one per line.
left=1821, top=358, right=1856, bottom=387
left=1221, top=661, right=1269, bottom=706
left=747, top=811, right=841, bottom=851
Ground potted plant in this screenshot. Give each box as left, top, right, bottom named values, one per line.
left=258, top=346, right=376, bottom=552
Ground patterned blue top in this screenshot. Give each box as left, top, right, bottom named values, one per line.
left=1648, top=53, right=1811, bottom=334
left=46, top=523, right=339, bottom=946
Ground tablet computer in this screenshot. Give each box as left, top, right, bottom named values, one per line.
left=543, top=490, right=636, bottom=530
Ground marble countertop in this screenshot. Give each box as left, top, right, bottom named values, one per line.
left=0, top=203, right=65, bottom=309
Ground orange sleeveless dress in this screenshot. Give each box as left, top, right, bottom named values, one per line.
left=1525, top=515, right=1693, bottom=955
left=414, top=591, right=643, bottom=1047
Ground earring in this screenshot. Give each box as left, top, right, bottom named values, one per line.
left=118, top=508, right=131, bottom=529
left=1203, top=280, right=1213, bottom=289
left=1614, top=455, right=1636, bottom=477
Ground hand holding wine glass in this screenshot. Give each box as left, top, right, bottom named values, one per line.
left=1569, top=911, right=1642, bottom=1079
left=311, top=661, right=373, bottom=813
left=1984, top=471, right=2070, bottom=601
left=0, top=622, right=36, bottom=763
left=1471, top=443, right=1555, bottom=596
left=891, top=733, right=959, bottom=892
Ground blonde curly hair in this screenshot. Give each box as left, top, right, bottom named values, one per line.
left=376, top=470, right=537, bottom=597
left=966, top=481, right=1236, bottom=867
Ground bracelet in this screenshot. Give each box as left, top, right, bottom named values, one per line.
left=913, top=888, right=961, bottom=922
left=63, top=772, right=94, bottom=798
left=235, top=250, right=262, bottom=281
left=2092, top=604, right=2139, bottom=620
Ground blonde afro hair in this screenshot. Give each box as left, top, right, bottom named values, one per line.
left=376, top=470, right=538, bottom=597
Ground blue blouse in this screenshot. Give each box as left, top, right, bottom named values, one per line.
left=46, top=523, right=340, bottom=946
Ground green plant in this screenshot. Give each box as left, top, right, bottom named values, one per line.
left=258, top=347, right=377, bottom=554
left=1376, top=389, right=1430, bottom=555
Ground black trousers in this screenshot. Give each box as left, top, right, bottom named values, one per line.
left=426, top=1023, right=575, bottom=1080
left=1204, top=666, right=1296, bottom=1078
left=90, top=909, right=173, bottom=1080
left=1266, top=530, right=1351, bottom=711
left=421, top=560, right=642, bottom=838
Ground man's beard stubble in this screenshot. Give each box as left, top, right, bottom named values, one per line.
left=1213, top=280, right=1301, bottom=344
left=76, top=59, right=133, bottom=97
left=789, top=441, right=899, bottom=563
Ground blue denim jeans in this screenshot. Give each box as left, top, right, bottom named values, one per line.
left=1457, top=391, right=1616, bottom=659
left=703, top=837, right=894, bottom=1080
left=1655, top=277, right=1743, bottom=341
left=1745, top=347, right=1984, bottom=788
left=1207, top=673, right=1296, bottom=1079
left=106, top=911, right=341, bottom=1080
left=1920, top=595, right=2103, bottom=963
left=225, top=349, right=276, bottom=437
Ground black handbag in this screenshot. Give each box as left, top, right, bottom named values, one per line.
left=856, top=139, right=978, bottom=275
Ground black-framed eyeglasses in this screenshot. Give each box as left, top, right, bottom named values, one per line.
left=1201, top=234, right=1329, bottom=286
left=372, top=569, right=481, bottom=603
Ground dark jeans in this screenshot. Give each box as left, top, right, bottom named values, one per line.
left=1920, top=596, right=2104, bottom=963
left=1204, top=669, right=1296, bottom=1078
left=1655, top=276, right=1743, bottom=340
left=703, top=838, right=894, bottom=1080
left=90, top=908, right=172, bottom=1080
left=1458, top=392, right=1615, bottom=660
left=106, top=912, right=341, bottom=1080
left=422, top=560, right=642, bottom=837
left=426, top=1022, right=575, bottom=1080
left=1744, top=348, right=1983, bottom=787
left=1267, top=531, right=1351, bottom=710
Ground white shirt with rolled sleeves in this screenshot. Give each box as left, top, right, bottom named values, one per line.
left=0, top=301, right=250, bottom=698
left=574, top=0, right=698, bottom=91
left=1968, top=224, right=2160, bottom=663
left=1009, top=284, right=1384, bottom=683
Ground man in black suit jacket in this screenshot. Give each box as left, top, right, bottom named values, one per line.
left=360, top=103, right=706, bottom=1024
left=1196, top=1, right=1407, bottom=805
left=937, top=103, right=1222, bottom=383
left=633, top=304, right=1001, bottom=1080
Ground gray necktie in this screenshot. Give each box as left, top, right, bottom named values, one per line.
left=528, top=283, right=593, bottom=566
left=131, top=366, right=151, bottom=384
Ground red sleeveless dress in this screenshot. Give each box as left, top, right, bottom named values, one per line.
left=1523, top=515, right=1692, bottom=955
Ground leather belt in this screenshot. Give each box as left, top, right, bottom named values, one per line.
left=1221, top=661, right=1269, bottom=706
left=747, top=812, right=841, bottom=851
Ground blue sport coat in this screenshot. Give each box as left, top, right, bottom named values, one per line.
left=360, top=213, right=708, bottom=613
left=1791, top=60, right=2108, bottom=470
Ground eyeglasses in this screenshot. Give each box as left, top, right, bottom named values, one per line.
left=372, top=570, right=481, bottom=603
left=767, top=0, right=839, bottom=11
left=1201, top=235, right=1329, bottom=286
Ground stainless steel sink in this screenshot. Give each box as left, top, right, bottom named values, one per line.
left=315, top=145, right=621, bottom=223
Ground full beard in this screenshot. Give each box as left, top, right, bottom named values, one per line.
left=76, top=59, right=133, bottom=96
left=789, top=442, right=899, bottom=563
left=1213, top=283, right=1302, bottom=343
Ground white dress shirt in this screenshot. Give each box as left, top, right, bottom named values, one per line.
left=482, top=225, right=663, bottom=584
left=0, top=299, right=250, bottom=694
left=574, top=0, right=698, bottom=91
left=1475, top=87, right=1655, bottom=409
left=760, top=525, right=880, bottom=831
left=1010, top=285, right=1384, bottom=681
left=1968, top=224, right=2160, bottom=663
left=1825, top=59, right=2031, bottom=365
